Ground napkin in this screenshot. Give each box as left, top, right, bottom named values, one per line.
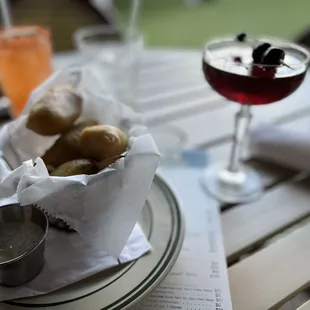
left=0, top=67, right=160, bottom=258
left=0, top=210, right=150, bottom=301
left=249, top=123, right=310, bottom=171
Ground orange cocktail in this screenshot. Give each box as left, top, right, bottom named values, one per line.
left=0, top=26, right=53, bottom=117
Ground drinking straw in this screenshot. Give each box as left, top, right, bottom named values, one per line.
left=0, top=0, right=12, bottom=29
left=127, top=0, right=140, bottom=38
left=0, top=0, right=36, bottom=38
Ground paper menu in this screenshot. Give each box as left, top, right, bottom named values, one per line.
left=137, top=152, right=233, bottom=310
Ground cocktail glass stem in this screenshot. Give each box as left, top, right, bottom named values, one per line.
left=228, top=105, right=252, bottom=172
left=217, top=104, right=252, bottom=187
left=201, top=102, right=261, bottom=203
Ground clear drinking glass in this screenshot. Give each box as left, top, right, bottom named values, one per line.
left=74, top=25, right=186, bottom=153
left=74, top=25, right=143, bottom=109
left=201, top=36, right=310, bottom=203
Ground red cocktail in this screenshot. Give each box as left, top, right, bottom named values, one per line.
left=201, top=35, right=310, bottom=203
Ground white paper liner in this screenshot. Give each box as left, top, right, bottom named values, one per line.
left=0, top=67, right=160, bottom=257
left=0, top=213, right=150, bottom=302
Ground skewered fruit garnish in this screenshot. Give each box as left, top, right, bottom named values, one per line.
left=252, top=42, right=271, bottom=63
left=262, top=47, right=285, bottom=66
left=252, top=46, right=286, bottom=78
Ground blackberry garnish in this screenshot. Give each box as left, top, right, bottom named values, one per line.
left=262, top=47, right=285, bottom=65
left=252, top=43, right=271, bottom=63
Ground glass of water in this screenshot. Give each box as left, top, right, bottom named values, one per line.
left=74, top=25, right=186, bottom=154
left=74, top=25, right=143, bottom=109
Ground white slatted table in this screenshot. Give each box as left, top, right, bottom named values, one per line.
left=57, top=49, right=310, bottom=310
left=299, top=300, right=310, bottom=310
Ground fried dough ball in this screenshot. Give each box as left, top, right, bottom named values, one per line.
left=42, top=119, right=98, bottom=168
left=26, top=86, right=82, bottom=136
left=80, top=125, right=128, bottom=161
left=51, top=159, right=98, bottom=177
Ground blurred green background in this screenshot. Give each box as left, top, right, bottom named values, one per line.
left=115, top=0, right=310, bottom=48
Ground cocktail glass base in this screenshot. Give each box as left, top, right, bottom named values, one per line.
left=201, top=164, right=263, bottom=204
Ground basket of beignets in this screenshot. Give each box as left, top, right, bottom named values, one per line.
left=0, top=68, right=160, bottom=256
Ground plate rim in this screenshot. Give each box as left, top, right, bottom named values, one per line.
left=4, top=174, right=185, bottom=310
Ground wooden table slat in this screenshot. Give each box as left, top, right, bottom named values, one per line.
left=140, top=84, right=213, bottom=110
left=224, top=176, right=310, bottom=262
left=229, top=219, right=310, bottom=310
left=147, top=96, right=226, bottom=126
left=140, top=57, right=199, bottom=75
left=162, top=90, right=309, bottom=149
left=139, top=73, right=204, bottom=95
left=298, top=300, right=310, bottom=310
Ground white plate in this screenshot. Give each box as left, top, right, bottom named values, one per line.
left=3, top=175, right=184, bottom=310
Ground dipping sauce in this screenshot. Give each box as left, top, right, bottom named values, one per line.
left=0, top=222, right=44, bottom=263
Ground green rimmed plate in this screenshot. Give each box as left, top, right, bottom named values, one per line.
left=3, top=175, right=184, bottom=310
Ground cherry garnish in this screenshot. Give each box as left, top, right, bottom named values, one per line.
left=252, top=43, right=271, bottom=63
left=251, top=43, right=285, bottom=79
left=233, top=34, right=288, bottom=79
left=262, top=47, right=285, bottom=65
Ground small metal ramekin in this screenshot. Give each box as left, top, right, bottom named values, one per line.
left=0, top=204, right=48, bottom=287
